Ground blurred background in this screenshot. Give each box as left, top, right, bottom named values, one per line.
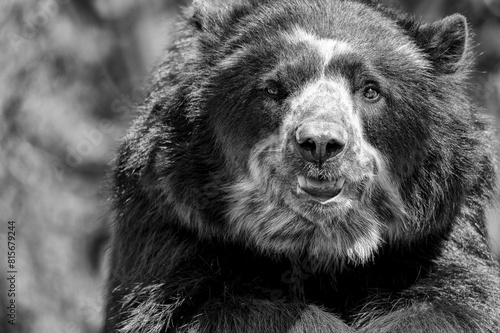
left=0, top=0, right=499, bottom=332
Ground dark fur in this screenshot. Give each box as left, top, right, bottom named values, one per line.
left=104, top=0, right=500, bottom=332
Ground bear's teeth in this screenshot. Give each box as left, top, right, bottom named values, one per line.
left=297, top=175, right=307, bottom=188
left=306, top=177, right=329, bottom=187
left=297, top=175, right=340, bottom=189
left=296, top=175, right=345, bottom=201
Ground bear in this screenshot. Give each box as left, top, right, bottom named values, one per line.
left=103, top=0, right=500, bottom=332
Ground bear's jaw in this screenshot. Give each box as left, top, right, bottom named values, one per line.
left=295, top=175, right=346, bottom=204
left=219, top=134, right=403, bottom=266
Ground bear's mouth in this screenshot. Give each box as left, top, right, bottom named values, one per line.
left=295, top=175, right=346, bottom=204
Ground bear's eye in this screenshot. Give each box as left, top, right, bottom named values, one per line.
left=363, top=85, right=381, bottom=102
left=266, top=86, right=280, bottom=96
left=262, top=81, right=286, bottom=100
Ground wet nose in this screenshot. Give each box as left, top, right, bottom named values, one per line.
left=294, top=121, right=347, bottom=163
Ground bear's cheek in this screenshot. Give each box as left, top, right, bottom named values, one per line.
left=208, top=94, right=289, bottom=173
left=361, top=98, right=432, bottom=181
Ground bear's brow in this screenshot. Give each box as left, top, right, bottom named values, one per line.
left=325, top=53, right=371, bottom=79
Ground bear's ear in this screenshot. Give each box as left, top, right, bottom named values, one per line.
left=188, top=0, right=254, bottom=33
left=413, top=14, right=470, bottom=74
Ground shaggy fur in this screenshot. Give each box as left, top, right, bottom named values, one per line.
left=104, top=0, right=500, bottom=332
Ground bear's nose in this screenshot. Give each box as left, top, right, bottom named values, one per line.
left=294, top=122, right=347, bottom=163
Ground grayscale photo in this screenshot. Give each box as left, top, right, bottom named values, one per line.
left=1, top=0, right=500, bottom=332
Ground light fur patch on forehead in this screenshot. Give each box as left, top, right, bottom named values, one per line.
left=286, top=26, right=429, bottom=70
left=284, top=27, right=352, bottom=69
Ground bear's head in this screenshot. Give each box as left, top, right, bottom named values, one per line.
left=139, top=0, right=486, bottom=269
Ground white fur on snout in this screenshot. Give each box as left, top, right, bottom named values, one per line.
left=290, top=79, right=352, bottom=113
left=289, top=78, right=367, bottom=167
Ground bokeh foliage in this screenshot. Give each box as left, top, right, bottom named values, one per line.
left=0, top=1, right=498, bottom=332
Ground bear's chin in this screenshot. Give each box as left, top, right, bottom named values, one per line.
left=225, top=169, right=399, bottom=266
left=277, top=191, right=388, bottom=266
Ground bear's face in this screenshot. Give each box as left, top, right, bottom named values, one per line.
left=171, top=0, right=471, bottom=267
